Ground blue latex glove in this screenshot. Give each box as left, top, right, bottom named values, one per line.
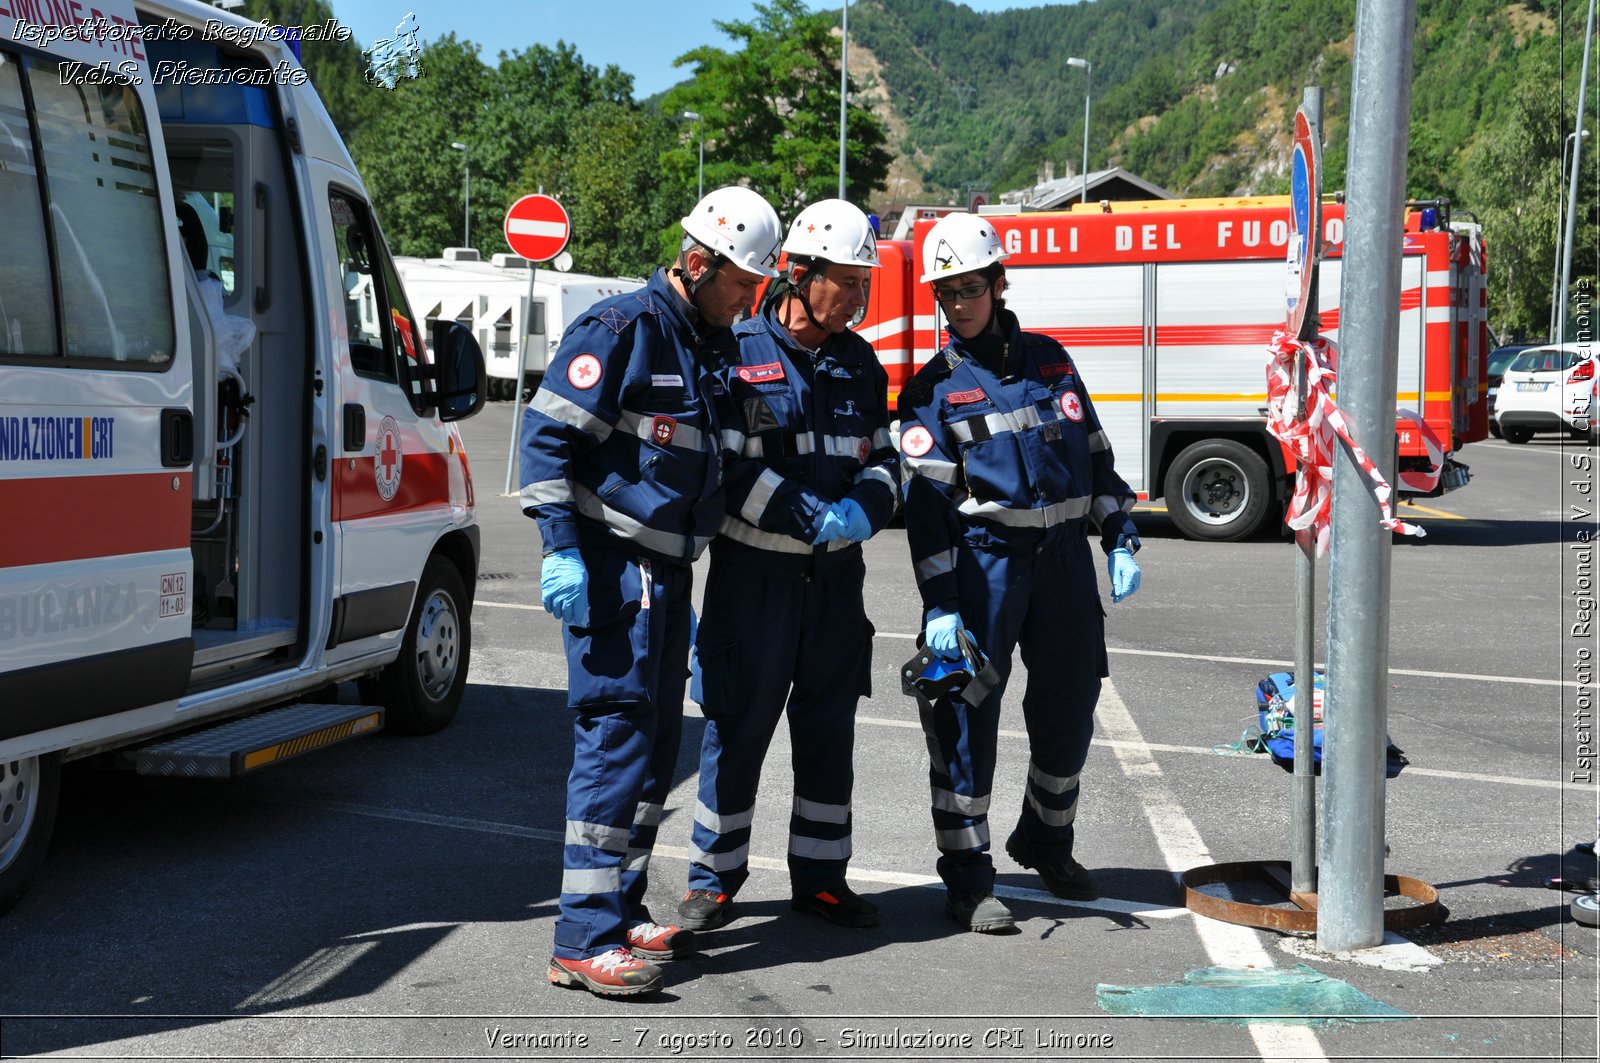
left=925, top=610, right=964, bottom=659
left=1108, top=548, right=1141, bottom=604
left=540, top=548, right=589, bottom=626
left=836, top=497, right=873, bottom=542
left=811, top=505, right=850, bottom=545
left=688, top=608, right=703, bottom=705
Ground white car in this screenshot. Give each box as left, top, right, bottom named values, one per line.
left=1493, top=343, right=1597, bottom=443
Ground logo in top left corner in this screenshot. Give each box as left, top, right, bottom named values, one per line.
left=567, top=353, right=602, bottom=390
left=374, top=415, right=403, bottom=501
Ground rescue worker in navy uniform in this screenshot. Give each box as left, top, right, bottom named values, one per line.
left=897, top=212, right=1143, bottom=932
left=519, top=186, right=784, bottom=997
left=676, top=200, right=900, bottom=933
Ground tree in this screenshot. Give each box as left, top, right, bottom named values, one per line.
left=662, top=0, right=893, bottom=219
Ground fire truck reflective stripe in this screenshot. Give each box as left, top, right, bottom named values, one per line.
left=561, top=867, right=620, bottom=894
left=1424, top=308, right=1454, bottom=324
left=695, top=798, right=755, bottom=833
left=519, top=478, right=574, bottom=510
left=854, top=464, right=898, bottom=494
left=854, top=315, right=910, bottom=343
left=634, top=801, right=664, bottom=827
left=936, top=824, right=988, bottom=850
left=529, top=388, right=613, bottom=441
left=914, top=548, right=957, bottom=584
left=902, top=454, right=959, bottom=484
left=1029, top=762, right=1080, bottom=794
left=1425, top=269, right=1453, bottom=287
left=1027, top=790, right=1079, bottom=827
left=1, top=471, right=191, bottom=569
left=933, top=787, right=989, bottom=815
left=688, top=843, right=749, bottom=871
left=1088, top=429, right=1112, bottom=453
left=622, top=848, right=651, bottom=871
left=789, top=835, right=852, bottom=860
left=957, top=495, right=1091, bottom=527
left=719, top=515, right=854, bottom=555
left=793, top=796, right=850, bottom=824
left=617, top=410, right=706, bottom=452
left=571, top=483, right=711, bottom=558
left=334, top=451, right=452, bottom=522
left=1091, top=493, right=1136, bottom=525
left=739, top=468, right=785, bottom=525
left=566, top=819, right=630, bottom=851
left=1036, top=325, right=1144, bottom=347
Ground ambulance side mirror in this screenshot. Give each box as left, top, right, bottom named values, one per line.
left=431, top=320, right=487, bottom=422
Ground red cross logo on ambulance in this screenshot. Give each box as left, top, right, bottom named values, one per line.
left=901, top=424, right=935, bottom=458
left=568, top=353, right=602, bottom=390
left=375, top=415, right=403, bottom=501
left=1059, top=391, right=1085, bottom=423
left=652, top=415, right=677, bottom=446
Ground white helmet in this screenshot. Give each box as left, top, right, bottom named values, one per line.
left=782, top=199, right=881, bottom=268
left=919, top=212, right=1009, bottom=284
left=681, top=186, right=783, bottom=278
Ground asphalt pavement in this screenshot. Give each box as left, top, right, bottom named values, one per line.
left=0, top=402, right=1595, bottom=1062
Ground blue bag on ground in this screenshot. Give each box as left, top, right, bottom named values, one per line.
left=1253, top=671, right=1407, bottom=777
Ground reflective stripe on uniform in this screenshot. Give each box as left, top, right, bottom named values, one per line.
left=947, top=404, right=1043, bottom=444
left=519, top=478, right=573, bottom=510
left=914, top=548, right=957, bottom=584
left=634, top=802, right=664, bottom=828
left=1026, top=791, right=1079, bottom=827
left=789, top=835, right=852, bottom=860
left=855, top=464, right=898, bottom=495
left=721, top=428, right=746, bottom=453
left=689, top=842, right=750, bottom=871
left=562, top=866, right=620, bottom=894
left=695, top=799, right=755, bottom=834
left=622, top=847, right=652, bottom=872
left=617, top=410, right=707, bottom=453
left=566, top=819, right=630, bottom=852
left=936, top=824, right=989, bottom=851
left=719, top=515, right=854, bottom=555
left=932, top=787, right=990, bottom=816
left=903, top=454, right=959, bottom=484
left=531, top=387, right=614, bottom=441
left=822, top=434, right=870, bottom=459
left=572, top=483, right=711, bottom=557
left=957, top=495, right=1091, bottom=526
left=1091, top=493, right=1135, bottom=525
left=739, top=467, right=786, bottom=525
left=793, top=796, right=850, bottom=824
left=1028, top=762, right=1080, bottom=795
left=1088, top=429, right=1111, bottom=454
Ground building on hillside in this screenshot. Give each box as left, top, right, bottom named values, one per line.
left=1001, top=165, right=1174, bottom=211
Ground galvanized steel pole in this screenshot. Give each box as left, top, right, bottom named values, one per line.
left=1559, top=0, right=1596, bottom=346
left=838, top=0, right=849, bottom=200
left=1320, top=0, right=1415, bottom=953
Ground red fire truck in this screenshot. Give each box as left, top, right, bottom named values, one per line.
left=855, top=198, right=1487, bottom=541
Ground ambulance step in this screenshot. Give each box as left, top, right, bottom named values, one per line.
left=128, top=703, right=384, bottom=778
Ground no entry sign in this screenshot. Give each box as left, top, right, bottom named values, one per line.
left=503, top=194, right=570, bottom=263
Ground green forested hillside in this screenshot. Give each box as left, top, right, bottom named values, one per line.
left=850, top=0, right=1594, bottom=339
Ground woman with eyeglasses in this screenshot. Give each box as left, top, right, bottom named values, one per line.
left=896, top=211, right=1143, bottom=933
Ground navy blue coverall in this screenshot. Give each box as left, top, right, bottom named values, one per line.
left=687, top=306, right=900, bottom=898
left=519, top=268, right=732, bottom=960
left=897, top=307, right=1136, bottom=897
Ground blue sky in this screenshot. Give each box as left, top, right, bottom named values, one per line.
left=326, top=1, right=1049, bottom=98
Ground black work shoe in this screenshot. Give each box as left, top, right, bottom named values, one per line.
left=791, top=885, right=880, bottom=928
left=1005, top=831, right=1100, bottom=900
left=945, top=891, right=1015, bottom=933
left=677, top=888, right=734, bottom=931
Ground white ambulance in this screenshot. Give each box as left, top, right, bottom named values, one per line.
left=0, top=0, right=487, bottom=913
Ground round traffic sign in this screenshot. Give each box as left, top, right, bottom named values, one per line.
left=503, top=194, right=570, bottom=263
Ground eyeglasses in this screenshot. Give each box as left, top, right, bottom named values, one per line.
left=932, top=281, right=990, bottom=304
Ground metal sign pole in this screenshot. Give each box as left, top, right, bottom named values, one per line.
left=503, top=260, right=537, bottom=497
left=1322, top=0, right=1416, bottom=954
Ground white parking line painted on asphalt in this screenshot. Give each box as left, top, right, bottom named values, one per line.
left=1096, top=678, right=1330, bottom=1062
left=1473, top=442, right=1581, bottom=455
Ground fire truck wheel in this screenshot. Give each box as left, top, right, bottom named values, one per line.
left=362, top=557, right=471, bottom=735
left=0, top=753, right=61, bottom=917
left=1573, top=893, right=1600, bottom=928
left=1164, top=439, right=1271, bottom=543
left=1502, top=426, right=1533, bottom=444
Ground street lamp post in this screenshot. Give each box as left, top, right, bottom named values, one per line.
left=1067, top=57, right=1091, bottom=205
left=450, top=142, right=470, bottom=248
left=839, top=0, right=849, bottom=199
left=1553, top=128, right=1591, bottom=340
left=1559, top=0, right=1596, bottom=347
left=682, top=111, right=704, bottom=200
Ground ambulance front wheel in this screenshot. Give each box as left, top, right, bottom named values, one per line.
left=0, top=753, right=61, bottom=916
left=362, top=557, right=471, bottom=735
left=1164, top=439, right=1272, bottom=542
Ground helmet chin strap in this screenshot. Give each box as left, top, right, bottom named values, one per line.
left=788, top=261, right=826, bottom=335
left=673, top=245, right=723, bottom=306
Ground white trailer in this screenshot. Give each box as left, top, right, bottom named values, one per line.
left=396, top=251, right=643, bottom=400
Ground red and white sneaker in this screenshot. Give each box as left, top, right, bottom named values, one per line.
left=547, top=948, right=663, bottom=997
left=627, top=921, right=697, bottom=961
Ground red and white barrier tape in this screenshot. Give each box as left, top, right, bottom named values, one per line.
left=1265, top=330, right=1425, bottom=557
